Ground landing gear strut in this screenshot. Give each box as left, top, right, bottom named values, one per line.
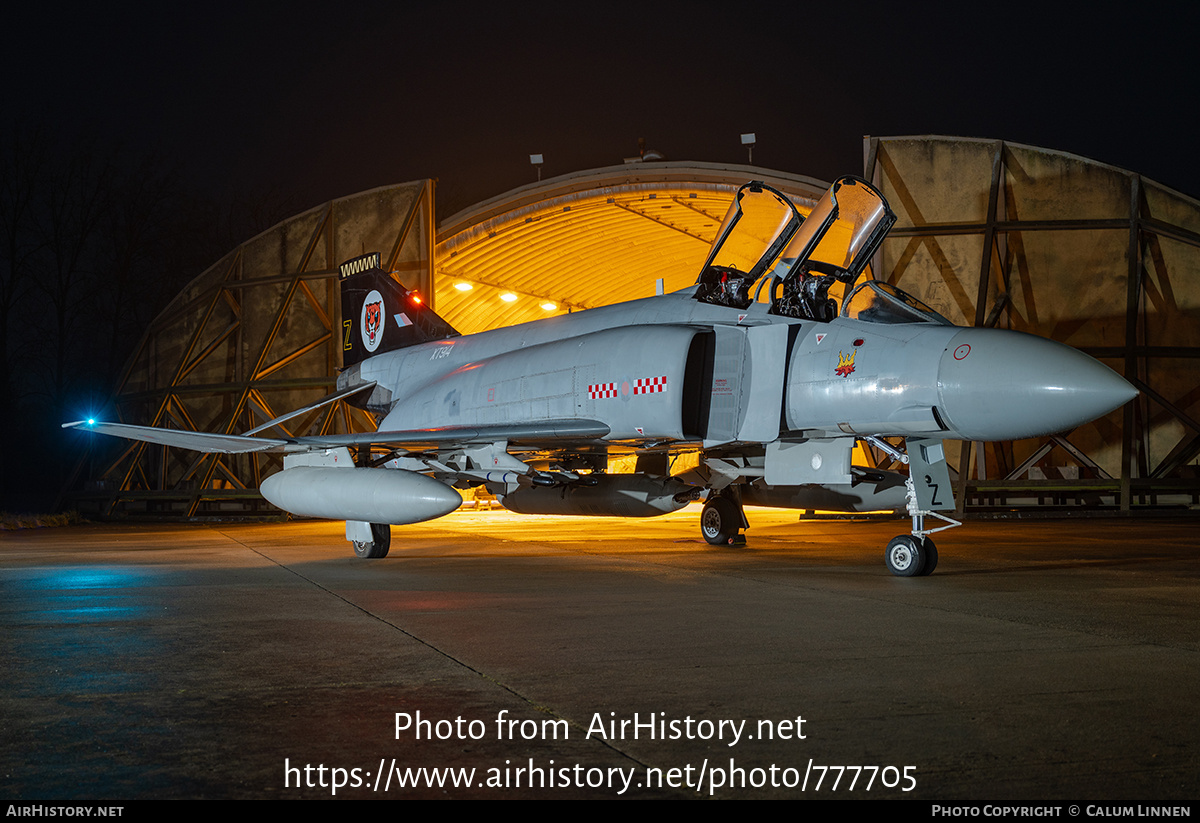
left=885, top=474, right=956, bottom=576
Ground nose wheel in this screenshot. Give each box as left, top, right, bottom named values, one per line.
left=885, top=535, right=938, bottom=577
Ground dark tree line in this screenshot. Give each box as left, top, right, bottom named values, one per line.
left=0, top=126, right=300, bottom=510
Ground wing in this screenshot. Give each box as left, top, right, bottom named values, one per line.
left=292, top=419, right=611, bottom=450
left=62, top=420, right=291, bottom=453
left=63, top=382, right=387, bottom=453
left=242, top=381, right=378, bottom=436
left=64, top=417, right=611, bottom=454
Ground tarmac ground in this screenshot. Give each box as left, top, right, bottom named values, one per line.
left=1, top=506, right=1197, bottom=800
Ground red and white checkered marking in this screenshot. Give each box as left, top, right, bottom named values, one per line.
left=588, top=376, right=666, bottom=399
left=633, top=376, right=667, bottom=395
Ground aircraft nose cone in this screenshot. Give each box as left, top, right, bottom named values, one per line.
left=937, top=329, right=1137, bottom=441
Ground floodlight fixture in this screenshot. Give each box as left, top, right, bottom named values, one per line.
left=741, top=132, right=756, bottom=164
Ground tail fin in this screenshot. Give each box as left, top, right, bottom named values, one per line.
left=339, top=253, right=459, bottom=369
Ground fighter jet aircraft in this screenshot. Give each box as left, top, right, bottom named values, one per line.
left=66, top=176, right=1137, bottom=575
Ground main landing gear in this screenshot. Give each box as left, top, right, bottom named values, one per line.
left=700, top=491, right=747, bottom=546
left=697, top=435, right=961, bottom=576
left=352, top=522, right=391, bottom=559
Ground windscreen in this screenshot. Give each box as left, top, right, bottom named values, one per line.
left=842, top=280, right=952, bottom=325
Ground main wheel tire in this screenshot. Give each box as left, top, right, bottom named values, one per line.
left=353, top=523, right=391, bottom=559
left=701, top=497, right=739, bottom=545
left=917, top=537, right=938, bottom=576
left=885, top=535, right=925, bottom=577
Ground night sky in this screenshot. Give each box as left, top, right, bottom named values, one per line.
left=6, top=1, right=1199, bottom=214
left=4, top=0, right=1198, bottom=510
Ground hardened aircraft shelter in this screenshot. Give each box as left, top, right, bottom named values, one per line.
left=74, top=140, right=1200, bottom=518
left=866, top=136, right=1200, bottom=512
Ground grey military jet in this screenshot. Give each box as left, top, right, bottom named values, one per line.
left=66, top=176, right=1137, bottom=575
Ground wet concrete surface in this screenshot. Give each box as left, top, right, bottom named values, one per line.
left=1, top=508, right=1197, bottom=799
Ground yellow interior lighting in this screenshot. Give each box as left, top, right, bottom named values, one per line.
left=433, top=171, right=825, bottom=336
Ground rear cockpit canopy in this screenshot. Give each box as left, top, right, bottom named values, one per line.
left=693, top=183, right=800, bottom=310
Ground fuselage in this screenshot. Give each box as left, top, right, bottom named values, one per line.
left=338, top=286, right=1135, bottom=447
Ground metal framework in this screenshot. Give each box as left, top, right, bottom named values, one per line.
left=74, top=181, right=435, bottom=517
left=70, top=166, right=828, bottom=518
left=864, top=136, right=1200, bottom=511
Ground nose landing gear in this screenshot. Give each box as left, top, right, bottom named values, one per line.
left=884, top=471, right=956, bottom=577
left=868, top=435, right=957, bottom=577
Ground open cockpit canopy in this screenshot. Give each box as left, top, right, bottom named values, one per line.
left=692, top=182, right=802, bottom=310
left=694, top=176, right=896, bottom=322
